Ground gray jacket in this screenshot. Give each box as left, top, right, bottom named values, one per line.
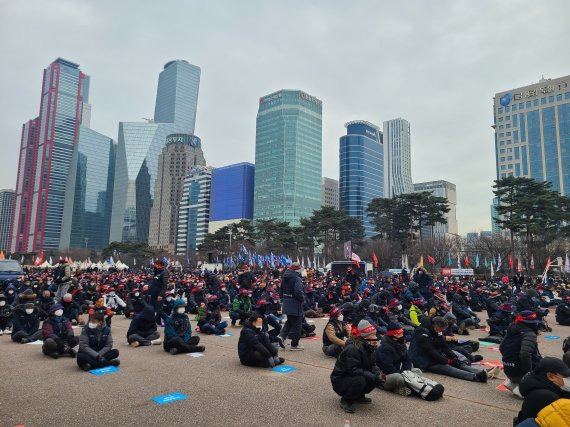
left=79, top=325, right=113, bottom=358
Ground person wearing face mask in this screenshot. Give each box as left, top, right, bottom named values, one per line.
left=500, top=310, right=543, bottom=397
left=0, top=293, right=13, bottom=335
left=197, top=295, right=228, bottom=335
left=516, top=357, right=570, bottom=424
left=127, top=299, right=162, bottom=347
left=330, top=319, right=382, bottom=413
left=61, top=293, right=83, bottom=326
left=11, top=302, right=42, bottom=343
left=53, top=257, right=72, bottom=302
left=230, top=289, right=253, bottom=327
left=375, top=322, right=413, bottom=396
left=5, top=284, right=17, bottom=306
left=238, top=312, right=284, bottom=368
left=124, top=288, right=142, bottom=319
left=104, top=287, right=126, bottom=316
left=148, top=260, right=168, bottom=325
left=37, top=289, right=55, bottom=321
left=216, top=283, right=231, bottom=311
left=322, top=306, right=351, bottom=358
left=77, top=312, right=120, bottom=371
left=161, top=290, right=176, bottom=316
left=162, top=299, right=204, bottom=355
left=41, top=303, right=79, bottom=358
left=409, top=316, right=496, bottom=382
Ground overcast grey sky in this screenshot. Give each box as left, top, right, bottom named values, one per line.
left=1, top=0, right=569, bottom=234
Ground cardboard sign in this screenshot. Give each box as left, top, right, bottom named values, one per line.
left=152, top=393, right=188, bottom=405
left=90, top=366, right=120, bottom=376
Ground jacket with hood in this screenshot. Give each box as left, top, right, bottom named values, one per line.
left=534, top=398, right=570, bottom=427
left=127, top=303, right=157, bottom=338
left=500, top=322, right=541, bottom=378
left=79, top=324, right=113, bottom=358
left=280, top=268, right=304, bottom=316
left=12, top=306, right=40, bottom=335
left=517, top=371, right=570, bottom=423
left=238, top=320, right=277, bottom=365
left=331, top=339, right=377, bottom=386
left=451, top=294, right=473, bottom=321
left=375, top=335, right=412, bottom=374
left=42, top=315, right=74, bottom=340
left=409, top=317, right=456, bottom=370
left=163, top=300, right=193, bottom=343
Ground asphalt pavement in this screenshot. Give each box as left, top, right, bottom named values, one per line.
left=0, top=310, right=567, bottom=427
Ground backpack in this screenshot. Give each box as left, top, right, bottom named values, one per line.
left=400, top=370, right=444, bottom=401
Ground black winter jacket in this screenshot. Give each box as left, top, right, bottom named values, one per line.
left=516, top=371, right=570, bottom=423
left=238, top=320, right=277, bottom=366
left=331, top=341, right=377, bottom=386
left=12, top=306, right=40, bottom=335
left=500, top=323, right=541, bottom=378
left=409, top=319, right=456, bottom=370
left=375, top=336, right=412, bottom=374
left=127, top=304, right=157, bottom=338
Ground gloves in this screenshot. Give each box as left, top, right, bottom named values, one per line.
left=450, top=358, right=462, bottom=368
left=268, top=357, right=276, bottom=368
left=374, top=371, right=385, bottom=386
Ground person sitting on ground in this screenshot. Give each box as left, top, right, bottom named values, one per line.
left=104, top=287, right=127, bottom=316
left=515, top=357, right=570, bottom=424
left=163, top=299, right=204, bottom=355
left=37, top=289, right=55, bottom=321
left=375, top=322, right=413, bottom=396
left=11, top=302, right=42, bottom=343
left=500, top=310, right=543, bottom=397
left=197, top=295, right=228, bottom=335
left=442, top=312, right=483, bottom=364
left=487, top=302, right=515, bottom=340
left=61, top=293, right=83, bottom=325
left=322, top=306, right=351, bottom=358
left=409, top=316, right=498, bottom=382
left=0, top=293, right=13, bottom=335
left=408, top=298, right=427, bottom=327
left=452, top=290, right=481, bottom=334
left=238, top=312, right=284, bottom=368
left=555, top=293, right=570, bottom=326
left=330, top=319, right=382, bottom=414
left=255, top=299, right=282, bottom=344
left=127, top=300, right=162, bottom=347
left=230, top=289, right=252, bottom=326
left=77, top=312, right=120, bottom=371
left=403, top=282, right=423, bottom=304
left=41, top=303, right=79, bottom=358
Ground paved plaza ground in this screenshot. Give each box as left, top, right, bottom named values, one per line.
left=0, top=310, right=567, bottom=427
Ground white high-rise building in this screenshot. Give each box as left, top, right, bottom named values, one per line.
left=383, top=118, right=413, bottom=197
left=321, top=177, right=339, bottom=209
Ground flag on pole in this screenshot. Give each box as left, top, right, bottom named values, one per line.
left=447, top=254, right=452, bottom=267
left=20, top=255, right=24, bottom=264
left=497, top=254, right=502, bottom=271
left=484, top=258, right=489, bottom=268
left=509, top=255, right=514, bottom=270
left=490, top=262, right=495, bottom=278
left=351, top=252, right=361, bottom=269
left=464, top=256, right=469, bottom=267
left=0, top=250, right=4, bottom=260
left=475, top=254, right=480, bottom=268
left=133, top=258, right=136, bottom=266
left=530, top=254, right=535, bottom=270
left=457, top=254, right=461, bottom=268
left=372, top=252, right=379, bottom=269
left=344, top=241, right=352, bottom=259
left=565, top=254, right=570, bottom=273
left=419, top=255, right=424, bottom=267
left=401, top=254, right=405, bottom=270
left=427, top=255, right=436, bottom=265
left=404, top=255, right=409, bottom=270
left=517, top=258, right=523, bottom=273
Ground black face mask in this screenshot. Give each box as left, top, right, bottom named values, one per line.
left=394, top=336, right=405, bottom=344
left=363, top=340, right=378, bottom=352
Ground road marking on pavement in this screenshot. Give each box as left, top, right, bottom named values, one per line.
left=152, top=392, right=188, bottom=405
left=215, top=333, right=234, bottom=337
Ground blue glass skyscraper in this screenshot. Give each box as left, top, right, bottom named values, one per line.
left=493, top=76, right=570, bottom=195
left=209, top=162, right=254, bottom=233
left=110, top=60, right=201, bottom=244
left=339, top=121, right=384, bottom=237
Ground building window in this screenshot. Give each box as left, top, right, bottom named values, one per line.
left=498, top=107, right=503, bottom=114
left=548, top=96, right=554, bottom=103
left=512, top=104, right=517, bottom=111
left=541, top=98, right=546, bottom=105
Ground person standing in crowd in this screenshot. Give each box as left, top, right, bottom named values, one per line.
left=278, top=262, right=305, bottom=351
left=238, top=264, right=254, bottom=290
left=149, top=260, right=168, bottom=325
left=330, top=320, right=382, bottom=413
left=77, top=312, right=120, bottom=371
left=53, top=257, right=72, bottom=302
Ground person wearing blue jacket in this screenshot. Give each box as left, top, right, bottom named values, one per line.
left=162, top=299, right=204, bottom=355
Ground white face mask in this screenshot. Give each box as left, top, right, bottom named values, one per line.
left=254, top=322, right=263, bottom=330
left=25, top=308, right=34, bottom=315
left=134, top=292, right=140, bottom=297
left=166, top=297, right=173, bottom=302
left=8, top=290, right=14, bottom=295
left=176, top=307, right=185, bottom=314
left=88, top=322, right=99, bottom=329
left=396, top=305, right=402, bottom=311
left=561, top=377, right=570, bottom=392
left=338, top=315, right=343, bottom=322
left=54, top=309, right=63, bottom=317
left=109, top=292, right=115, bottom=297
left=0, top=301, right=5, bottom=306
left=437, top=331, right=443, bottom=336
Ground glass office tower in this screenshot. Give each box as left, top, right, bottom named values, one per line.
left=10, top=58, right=90, bottom=252
left=0, top=190, right=14, bottom=252
left=110, top=60, right=201, bottom=244
left=493, top=76, right=570, bottom=194
left=339, top=121, right=384, bottom=237
left=59, top=126, right=116, bottom=250
left=383, top=118, right=413, bottom=197
left=253, top=90, right=322, bottom=226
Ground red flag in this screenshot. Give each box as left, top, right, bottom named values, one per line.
left=351, top=252, right=361, bottom=269
left=545, top=256, right=551, bottom=270
left=517, top=258, right=523, bottom=272
left=372, top=252, right=379, bottom=269
left=464, top=256, right=469, bottom=267
left=509, top=255, right=514, bottom=270
left=427, top=255, right=436, bottom=264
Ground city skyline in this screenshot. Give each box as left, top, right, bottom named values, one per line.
left=1, top=1, right=570, bottom=235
